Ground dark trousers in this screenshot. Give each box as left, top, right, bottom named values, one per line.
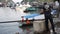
left=45, top=15, right=55, bottom=32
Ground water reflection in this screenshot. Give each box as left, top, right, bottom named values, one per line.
left=0, top=22, right=24, bottom=34
left=20, top=25, right=33, bottom=34
left=0, top=22, right=33, bottom=34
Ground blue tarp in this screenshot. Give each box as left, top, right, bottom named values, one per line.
left=51, top=9, right=57, bottom=14
left=24, top=14, right=40, bottom=18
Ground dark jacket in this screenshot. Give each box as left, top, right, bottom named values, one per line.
left=43, top=5, right=52, bottom=16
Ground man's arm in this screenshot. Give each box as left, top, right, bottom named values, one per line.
left=40, top=9, right=44, bottom=14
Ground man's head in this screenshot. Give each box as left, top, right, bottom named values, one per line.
left=44, top=2, right=49, bottom=10
left=44, top=2, right=47, bottom=5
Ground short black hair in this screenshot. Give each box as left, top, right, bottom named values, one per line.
left=44, top=2, right=47, bottom=5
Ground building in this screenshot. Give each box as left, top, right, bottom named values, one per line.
left=0, top=0, right=15, bottom=7
left=23, top=0, right=54, bottom=3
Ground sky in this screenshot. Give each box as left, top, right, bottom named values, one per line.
left=12, top=0, right=23, bottom=3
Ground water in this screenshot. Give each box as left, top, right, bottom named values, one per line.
left=0, top=22, right=24, bottom=34
left=0, top=22, right=33, bottom=34
left=0, top=7, right=33, bottom=34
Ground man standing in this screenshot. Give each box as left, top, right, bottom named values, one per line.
left=55, top=1, right=59, bottom=17
left=43, top=3, right=56, bottom=34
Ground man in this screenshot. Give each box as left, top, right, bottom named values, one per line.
left=26, top=18, right=30, bottom=24
left=55, top=1, right=59, bottom=17
left=42, top=3, right=56, bottom=34
left=21, top=16, right=24, bottom=22
left=55, top=1, right=59, bottom=8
